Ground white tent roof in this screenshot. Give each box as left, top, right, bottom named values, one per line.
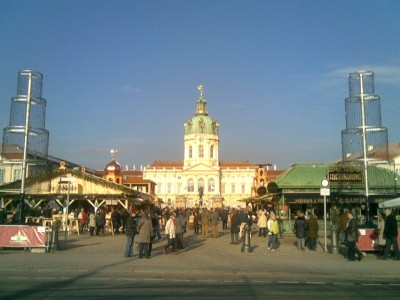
left=379, top=198, right=400, bottom=209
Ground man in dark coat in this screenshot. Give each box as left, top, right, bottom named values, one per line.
left=111, top=208, right=121, bottom=234
left=306, top=214, right=319, bottom=250
left=294, top=211, right=307, bottom=251
left=95, top=209, right=106, bottom=236
left=124, top=210, right=137, bottom=257
left=175, top=209, right=187, bottom=249
left=381, top=209, right=400, bottom=260
left=345, top=212, right=363, bottom=261
left=151, top=211, right=162, bottom=241
left=230, top=209, right=240, bottom=244
left=193, top=211, right=200, bottom=235
left=220, top=209, right=228, bottom=230
left=121, top=208, right=130, bottom=234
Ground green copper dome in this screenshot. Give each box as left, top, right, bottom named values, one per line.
left=184, top=87, right=219, bottom=135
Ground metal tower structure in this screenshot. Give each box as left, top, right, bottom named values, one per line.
left=2, top=70, right=49, bottom=160
left=2, top=70, right=49, bottom=223
left=341, top=70, right=390, bottom=223
left=341, top=71, right=388, bottom=162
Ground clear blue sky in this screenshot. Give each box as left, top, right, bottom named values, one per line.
left=1, top=0, right=399, bottom=170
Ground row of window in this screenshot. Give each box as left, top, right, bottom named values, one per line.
left=156, top=178, right=247, bottom=195
left=188, top=145, right=214, bottom=159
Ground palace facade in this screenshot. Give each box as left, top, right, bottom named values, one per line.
left=142, top=86, right=282, bottom=208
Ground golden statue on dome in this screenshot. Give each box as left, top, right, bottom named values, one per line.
left=197, top=85, right=203, bottom=97
left=110, top=149, right=117, bottom=161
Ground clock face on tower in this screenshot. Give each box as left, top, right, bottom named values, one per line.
left=321, top=179, right=329, bottom=187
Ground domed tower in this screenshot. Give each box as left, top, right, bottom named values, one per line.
left=183, top=85, right=219, bottom=169
left=103, top=149, right=122, bottom=184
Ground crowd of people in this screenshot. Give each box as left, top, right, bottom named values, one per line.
left=121, top=206, right=325, bottom=259
left=128, top=205, right=399, bottom=262
left=2, top=202, right=398, bottom=262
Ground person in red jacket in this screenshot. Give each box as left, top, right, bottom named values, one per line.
left=78, top=208, right=87, bottom=233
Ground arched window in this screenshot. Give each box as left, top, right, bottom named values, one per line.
left=187, top=178, right=194, bottom=192
left=198, top=178, right=204, bottom=190
left=208, top=178, right=215, bottom=192
left=189, top=146, right=193, bottom=158
left=198, top=178, right=205, bottom=198
left=199, top=145, right=204, bottom=158
left=210, top=145, right=214, bottom=159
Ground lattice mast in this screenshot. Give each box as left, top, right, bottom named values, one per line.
left=341, top=70, right=389, bottom=223
left=2, top=70, right=49, bottom=223
left=2, top=70, right=49, bottom=159
left=341, top=71, right=388, bottom=162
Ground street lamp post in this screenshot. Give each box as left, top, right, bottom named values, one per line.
left=359, top=73, right=371, bottom=224
left=321, top=179, right=330, bottom=252
left=19, top=73, right=33, bottom=225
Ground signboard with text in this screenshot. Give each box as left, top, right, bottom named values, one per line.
left=328, top=166, right=363, bottom=183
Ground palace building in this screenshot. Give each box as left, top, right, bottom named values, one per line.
left=142, top=86, right=282, bottom=208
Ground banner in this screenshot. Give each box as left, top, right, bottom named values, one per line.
left=0, top=225, right=46, bottom=248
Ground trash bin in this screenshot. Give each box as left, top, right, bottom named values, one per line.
left=241, top=224, right=253, bottom=253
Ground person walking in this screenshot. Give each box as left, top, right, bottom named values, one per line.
left=345, top=211, right=363, bottom=261
left=151, top=211, right=162, bottom=242
left=267, top=214, right=279, bottom=251
left=193, top=211, right=200, bottom=235
left=124, top=210, right=137, bottom=258
left=294, top=211, right=307, bottom=251
left=175, top=209, right=187, bottom=249
left=88, top=209, right=96, bottom=236
left=257, top=210, right=267, bottom=238
left=376, top=212, right=386, bottom=258
left=220, top=209, right=229, bottom=230
left=238, top=209, right=249, bottom=239
left=137, top=212, right=153, bottom=259
left=121, top=208, right=130, bottom=234
left=78, top=208, right=87, bottom=234
left=306, top=214, right=319, bottom=250
left=111, top=208, right=121, bottom=234
left=230, top=209, right=240, bottom=244
left=95, top=209, right=106, bottom=236
left=201, top=208, right=210, bottom=238
left=381, top=209, right=400, bottom=260
left=163, top=213, right=178, bottom=255
left=210, top=208, right=220, bottom=238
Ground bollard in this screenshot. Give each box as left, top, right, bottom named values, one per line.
left=50, top=219, right=61, bottom=252
left=241, top=224, right=253, bottom=253
left=330, top=223, right=339, bottom=254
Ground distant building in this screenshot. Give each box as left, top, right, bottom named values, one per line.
left=102, top=151, right=156, bottom=198
left=142, top=86, right=283, bottom=208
